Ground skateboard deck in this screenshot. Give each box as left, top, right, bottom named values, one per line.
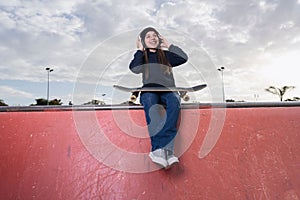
left=113, top=84, right=207, bottom=102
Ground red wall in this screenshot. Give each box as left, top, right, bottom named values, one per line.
left=0, top=106, right=299, bottom=199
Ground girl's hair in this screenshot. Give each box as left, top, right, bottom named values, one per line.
left=143, top=48, right=173, bottom=80
left=143, top=48, right=170, bottom=67
left=140, top=27, right=172, bottom=79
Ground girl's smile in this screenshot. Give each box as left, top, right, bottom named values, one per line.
left=144, top=31, right=160, bottom=50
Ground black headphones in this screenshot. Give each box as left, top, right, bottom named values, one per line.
left=140, top=34, right=146, bottom=48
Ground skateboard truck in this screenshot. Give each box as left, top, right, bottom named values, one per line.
left=179, top=91, right=190, bottom=102
left=130, top=92, right=190, bottom=103
left=130, top=91, right=190, bottom=103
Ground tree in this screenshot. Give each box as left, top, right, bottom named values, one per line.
left=265, top=86, right=295, bottom=101
left=83, top=99, right=105, bottom=105
left=49, top=99, right=63, bottom=105
left=31, top=98, right=63, bottom=105
left=285, top=97, right=300, bottom=101
left=0, top=99, right=8, bottom=106
left=33, top=98, right=48, bottom=105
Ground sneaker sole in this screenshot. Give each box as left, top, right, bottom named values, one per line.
left=166, top=157, right=179, bottom=169
left=149, top=152, right=168, bottom=168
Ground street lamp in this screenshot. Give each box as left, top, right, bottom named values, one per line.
left=101, top=93, right=106, bottom=105
left=218, top=66, right=225, bottom=102
left=45, top=67, right=54, bottom=105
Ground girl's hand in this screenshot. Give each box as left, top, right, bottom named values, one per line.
left=159, top=35, right=170, bottom=49
left=136, top=36, right=144, bottom=51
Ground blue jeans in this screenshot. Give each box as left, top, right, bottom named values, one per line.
left=140, top=92, right=181, bottom=152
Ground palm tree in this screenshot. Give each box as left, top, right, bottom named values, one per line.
left=0, top=99, right=8, bottom=106
left=265, top=86, right=295, bottom=101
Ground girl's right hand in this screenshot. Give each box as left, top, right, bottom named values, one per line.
left=136, top=36, right=144, bottom=51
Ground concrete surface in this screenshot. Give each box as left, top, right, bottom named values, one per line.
left=0, top=104, right=299, bottom=199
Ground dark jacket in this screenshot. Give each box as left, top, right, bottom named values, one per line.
left=129, top=44, right=188, bottom=87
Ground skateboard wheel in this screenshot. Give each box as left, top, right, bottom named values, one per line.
left=183, top=95, right=190, bottom=102
left=130, top=95, right=137, bottom=102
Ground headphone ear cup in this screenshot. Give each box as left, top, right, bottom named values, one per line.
left=140, top=34, right=146, bottom=48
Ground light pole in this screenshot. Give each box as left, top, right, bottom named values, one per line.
left=218, top=66, right=225, bottom=102
left=254, top=94, right=259, bottom=101
left=102, top=93, right=106, bottom=105
left=45, top=67, right=54, bottom=105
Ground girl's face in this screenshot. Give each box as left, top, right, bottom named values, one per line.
left=144, top=31, right=160, bottom=50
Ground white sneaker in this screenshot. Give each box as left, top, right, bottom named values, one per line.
left=149, top=149, right=168, bottom=168
left=166, top=150, right=179, bottom=167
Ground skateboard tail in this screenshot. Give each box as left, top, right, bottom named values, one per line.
left=191, top=84, right=207, bottom=91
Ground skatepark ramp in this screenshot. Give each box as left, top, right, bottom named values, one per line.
left=0, top=102, right=299, bottom=199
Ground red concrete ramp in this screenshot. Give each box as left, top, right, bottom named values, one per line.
left=0, top=104, right=299, bottom=200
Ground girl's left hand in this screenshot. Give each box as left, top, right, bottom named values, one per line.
left=159, top=35, right=170, bottom=49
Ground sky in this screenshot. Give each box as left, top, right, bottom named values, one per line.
left=0, top=0, right=300, bottom=106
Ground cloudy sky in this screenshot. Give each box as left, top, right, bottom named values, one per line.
left=0, top=0, right=300, bottom=106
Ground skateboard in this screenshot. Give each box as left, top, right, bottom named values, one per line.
left=113, top=84, right=207, bottom=102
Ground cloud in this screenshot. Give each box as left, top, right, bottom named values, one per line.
left=0, top=0, right=300, bottom=105
left=0, top=1, right=87, bottom=84
left=0, top=85, right=33, bottom=99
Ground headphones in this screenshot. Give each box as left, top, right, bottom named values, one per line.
left=140, top=34, right=146, bottom=48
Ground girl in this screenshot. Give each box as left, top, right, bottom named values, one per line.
left=129, top=27, right=188, bottom=168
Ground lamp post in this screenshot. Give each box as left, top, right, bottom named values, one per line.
left=45, top=67, right=54, bottom=105
left=254, top=94, right=259, bottom=101
left=102, top=93, right=106, bottom=105
left=218, top=66, right=225, bottom=102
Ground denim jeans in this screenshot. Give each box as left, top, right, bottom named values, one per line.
left=140, top=92, right=181, bottom=152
